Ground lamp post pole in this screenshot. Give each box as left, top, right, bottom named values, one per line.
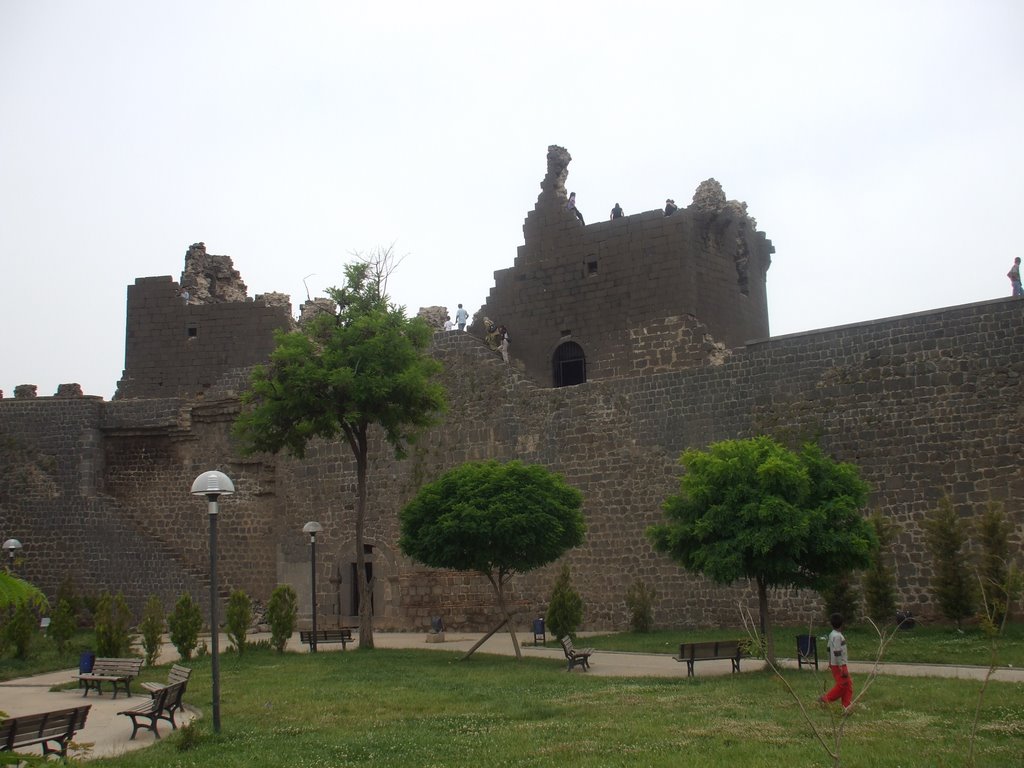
left=2, top=539, right=22, bottom=575
left=191, top=471, right=234, bottom=734
left=303, top=522, right=323, bottom=652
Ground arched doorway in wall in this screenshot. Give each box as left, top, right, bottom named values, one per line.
left=553, top=341, right=587, bottom=387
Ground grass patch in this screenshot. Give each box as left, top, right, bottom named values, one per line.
left=579, top=622, right=1024, bottom=667
left=84, top=647, right=1023, bottom=768
left=0, top=630, right=99, bottom=682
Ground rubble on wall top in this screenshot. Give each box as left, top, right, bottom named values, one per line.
left=180, top=242, right=249, bottom=304
left=417, top=306, right=448, bottom=329
left=298, top=298, right=338, bottom=325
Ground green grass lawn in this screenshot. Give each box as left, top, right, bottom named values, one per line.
left=579, top=622, right=1024, bottom=668
left=80, top=646, right=1022, bottom=768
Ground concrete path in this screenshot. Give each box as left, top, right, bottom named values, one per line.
left=2, top=631, right=1020, bottom=760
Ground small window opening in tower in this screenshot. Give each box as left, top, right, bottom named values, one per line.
left=587, top=260, right=598, bottom=276
left=553, top=341, right=587, bottom=387
left=187, top=326, right=197, bottom=338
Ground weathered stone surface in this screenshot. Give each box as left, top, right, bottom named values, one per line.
left=55, top=383, right=83, bottom=398
left=417, top=306, right=448, bottom=329
left=298, top=298, right=337, bottom=325
left=14, top=385, right=37, bottom=399
left=2, top=154, right=1021, bottom=632
left=179, top=242, right=248, bottom=304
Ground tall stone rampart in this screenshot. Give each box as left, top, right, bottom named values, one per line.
left=2, top=298, right=1020, bottom=630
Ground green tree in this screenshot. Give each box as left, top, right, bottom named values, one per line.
left=924, top=496, right=976, bottom=628
left=863, top=510, right=898, bottom=626
left=546, top=564, right=584, bottom=641
left=225, top=589, right=252, bottom=653
left=235, top=251, right=446, bottom=649
left=818, top=573, right=860, bottom=625
left=400, top=460, right=585, bottom=660
left=139, top=595, right=165, bottom=666
left=2, top=600, right=38, bottom=659
left=48, top=598, right=78, bottom=656
left=647, top=436, right=876, bottom=662
left=94, top=591, right=132, bottom=657
left=975, top=501, right=1018, bottom=631
left=266, top=585, right=298, bottom=653
left=624, top=579, right=656, bottom=633
left=168, top=593, right=203, bottom=662
left=0, top=572, right=47, bottom=614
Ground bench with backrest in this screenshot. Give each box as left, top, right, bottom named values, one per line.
left=118, top=681, right=185, bottom=740
left=0, top=705, right=91, bottom=758
left=141, top=663, right=192, bottom=695
left=559, top=636, right=594, bottom=671
left=75, top=657, right=144, bottom=698
left=299, top=628, right=353, bottom=650
left=673, top=639, right=745, bottom=677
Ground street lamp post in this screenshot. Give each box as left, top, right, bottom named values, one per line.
left=2, top=539, right=22, bottom=574
left=302, top=522, right=323, bottom=652
left=191, top=471, right=234, bottom=734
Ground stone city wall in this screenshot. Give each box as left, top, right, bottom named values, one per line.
left=2, top=297, right=1020, bottom=630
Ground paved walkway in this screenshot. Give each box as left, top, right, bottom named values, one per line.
left=2, top=631, right=1020, bottom=760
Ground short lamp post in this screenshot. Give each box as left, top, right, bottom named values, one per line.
left=2, top=539, right=22, bottom=574
left=303, top=522, right=323, bottom=652
left=191, top=470, right=234, bottom=734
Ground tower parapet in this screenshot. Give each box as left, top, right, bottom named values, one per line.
left=480, top=145, right=774, bottom=386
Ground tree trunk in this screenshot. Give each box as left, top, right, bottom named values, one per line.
left=355, top=433, right=374, bottom=649
left=757, top=576, right=774, bottom=664
left=493, top=573, right=522, bottom=660
left=460, top=618, right=507, bottom=660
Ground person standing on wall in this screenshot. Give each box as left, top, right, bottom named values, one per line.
left=455, top=303, right=469, bottom=331
left=664, top=198, right=678, bottom=216
left=567, top=192, right=585, bottom=225
left=1008, top=257, right=1022, bottom=297
left=498, top=325, right=510, bottom=363
left=610, top=202, right=623, bottom=220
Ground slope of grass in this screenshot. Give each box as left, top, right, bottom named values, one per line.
left=86, top=647, right=1023, bottom=768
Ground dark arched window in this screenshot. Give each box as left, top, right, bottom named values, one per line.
left=553, top=341, right=587, bottom=387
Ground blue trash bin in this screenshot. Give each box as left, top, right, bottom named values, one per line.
left=79, top=650, right=96, bottom=674
left=532, top=617, right=546, bottom=646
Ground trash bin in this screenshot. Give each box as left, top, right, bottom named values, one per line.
left=78, top=651, right=96, bottom=689
left=532, top=617, right=546, bottom=646
left=795, top=635, right=818, bottom=670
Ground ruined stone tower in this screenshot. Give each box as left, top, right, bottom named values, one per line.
left=479, top=145, right=774, bottom=386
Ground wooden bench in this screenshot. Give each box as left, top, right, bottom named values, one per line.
left=0, top=705, right=91, bottom=758
left=142, top=665, right=192, bottom=727
left=118, top=681, right=186, bottom=740
left=559, top=636, right=594, bottom=671
left=75, top=657, right=144, bottom=699
left=299, top=628, right=353, bottom=651
left=673, top=640, right=745, bottom=677
left=141, top=663, right=192, bottom=694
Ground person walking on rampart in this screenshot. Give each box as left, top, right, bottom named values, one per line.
left=1008, top=257, right=1022, bottom=297
left=567, top=192, right=585, bottom=225
left=497, top=325, right=510, bottom=363
left=455, top=303, right=469, bottom=331
left=610, top=203, right=623, bottom=220
left=664, top=198, right=678, bottom=216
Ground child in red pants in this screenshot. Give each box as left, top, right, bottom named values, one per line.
left=819, top=612, right=854, bottom=713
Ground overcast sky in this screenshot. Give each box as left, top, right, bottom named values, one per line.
left=2, top=1, right=1022, bottom=400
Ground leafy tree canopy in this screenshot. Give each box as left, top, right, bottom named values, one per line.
left=400, top=460, right=585, bottom=578
left=0, top=572, right=47, bottom=613
left=234, top=259, right=446, bottom=461
left=648, top=436, right=876, bottom=659
left=649, top=436, right=875, bottom=589
left=400, top=460, right=585, bottom=659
